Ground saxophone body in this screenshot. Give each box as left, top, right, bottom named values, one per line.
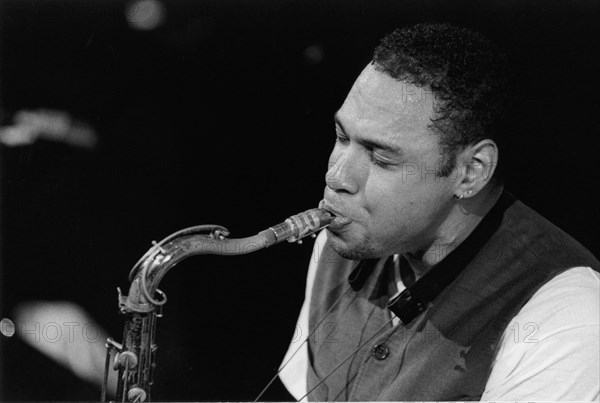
left=103, top=208, right=333, bottom=402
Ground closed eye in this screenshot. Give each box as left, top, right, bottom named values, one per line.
left=369, top=151, right=395, bottom=168
left=335, top=133, right=349, bottom=144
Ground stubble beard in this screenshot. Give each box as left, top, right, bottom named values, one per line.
left=327, top=233, right=379, bottom=261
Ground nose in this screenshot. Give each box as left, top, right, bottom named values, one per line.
left=325, top=148, right=360, bottom=194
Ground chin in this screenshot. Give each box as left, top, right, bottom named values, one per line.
left=327, top=231, right=379, bottom=261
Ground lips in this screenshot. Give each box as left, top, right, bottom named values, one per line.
left=319, top=200, right=352, bottom=230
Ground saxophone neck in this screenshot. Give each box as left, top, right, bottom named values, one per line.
left=119, top=207, right=333, bottom=314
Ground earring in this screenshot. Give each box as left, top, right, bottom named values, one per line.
left=453, top=194, right=464, bottom=200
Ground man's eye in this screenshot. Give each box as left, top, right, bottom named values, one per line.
left=335, top=134, right=349, bottom=144
left=370, top=152, right=394, bottom=168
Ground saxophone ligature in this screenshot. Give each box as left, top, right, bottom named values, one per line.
left=102, top=207, right=334, bottom=402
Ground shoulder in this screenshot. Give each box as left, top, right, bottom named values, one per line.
left=497, top=266, right=599, bottom=353
left=483, top=266, right=600, bottom=400
left=515, top=266, right=599, bottom=330
left=504, top=197, right=599, bottom=269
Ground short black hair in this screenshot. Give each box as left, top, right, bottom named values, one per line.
left=373, top=23, right=514, bottom=177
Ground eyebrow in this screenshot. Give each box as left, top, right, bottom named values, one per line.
left=334, top=113, right=404, bottom=156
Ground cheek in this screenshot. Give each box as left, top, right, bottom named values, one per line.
left=362, top=175, right=407, bottom=222
left=363, top=170, right=433, bottom=228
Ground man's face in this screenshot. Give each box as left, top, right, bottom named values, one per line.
left=322, top=63, right=458, bottom=260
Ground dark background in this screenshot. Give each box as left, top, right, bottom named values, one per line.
left=0, top=0, right=598, bottom=400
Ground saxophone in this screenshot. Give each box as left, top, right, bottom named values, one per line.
left=102, top=207, right=333, bottom=402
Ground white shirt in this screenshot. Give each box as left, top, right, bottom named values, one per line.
left=280, top=231, right=600, bottom=401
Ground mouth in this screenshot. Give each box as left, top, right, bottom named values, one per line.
left=319, top=200, right=352, bottom=230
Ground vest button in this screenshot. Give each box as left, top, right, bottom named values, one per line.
left=372, top=343, right=389, bottom=360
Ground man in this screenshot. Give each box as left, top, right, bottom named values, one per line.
left=279, top=23, right=599, bottom=400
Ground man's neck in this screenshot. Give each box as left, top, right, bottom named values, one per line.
left=404, top=185, right=504, bottom=281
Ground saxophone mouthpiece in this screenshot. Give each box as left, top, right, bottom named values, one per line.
left=264, top=207, right=334, bottom=245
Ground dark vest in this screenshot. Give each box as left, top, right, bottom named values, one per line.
left=307, top=193, right=599, bottom=401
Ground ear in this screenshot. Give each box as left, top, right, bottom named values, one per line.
left=454, top=139, right=499, bottom=199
